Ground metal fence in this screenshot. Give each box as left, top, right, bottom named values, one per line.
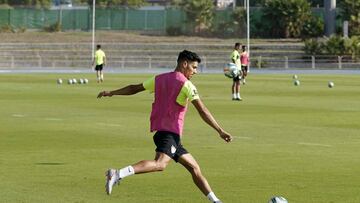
left=0, top=53, right=359, bottom=72
left=254, top=55, right=360, bottom=70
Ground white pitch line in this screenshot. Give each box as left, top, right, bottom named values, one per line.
left=298, top=142, right=332, bottom=147
left=12, top=114, right=26, bottom=117
left=97, top=123, right=123, bottom=127
left=44, top=118, right=63, bottom=121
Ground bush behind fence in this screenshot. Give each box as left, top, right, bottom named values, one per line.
left=0, top=7, right=328, bottom=38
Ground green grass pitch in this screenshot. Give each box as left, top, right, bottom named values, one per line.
left=1, top=73, right=360, bottom=203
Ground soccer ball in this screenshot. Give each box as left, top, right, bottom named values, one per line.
left=72, top=78, right=77, bottom=84
left=294, top=80, right=300, bottom=86
left=328, top=81, right=334, bottom=88
left=223, top=63, right=242, bottom=78
left=293, top=74, right=298, bottom=79
left=57, top=78, right=63, bottom=84
left=269, top=196, right=288, bottom=203
left=68, top=79, right=73, bottom=84
left=79, top=78, right=84, bottom=84
left=84, top=78, right=89, bottom=84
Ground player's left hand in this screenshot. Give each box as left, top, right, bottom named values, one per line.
left=219, top=131, right=233, bottom=143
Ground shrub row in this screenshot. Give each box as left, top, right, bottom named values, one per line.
left=304, top=35, right=360, bottom=60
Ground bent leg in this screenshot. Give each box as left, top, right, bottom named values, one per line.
left=106, top=152, right=172, bottom=195
left=178, top=153, right=212, bottom=196
left=132, top=152, right=172, bottom=174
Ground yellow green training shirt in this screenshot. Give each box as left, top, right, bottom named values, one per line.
left=230, top=50, right=240, bottom=67
left=142, top=75, right=200, bottom=107
left=95, top=49, right=106, bottom=65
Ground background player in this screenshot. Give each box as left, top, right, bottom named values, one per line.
left=230, top=42, right=242, bottom=101
left=93, top=44, right=106, bottom=83
left=240, top=45, right=250, bottom=84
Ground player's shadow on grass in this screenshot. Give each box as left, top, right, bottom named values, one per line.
left=35, top=162, right=65, bottom=165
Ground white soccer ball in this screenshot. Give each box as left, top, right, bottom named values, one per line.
left=294, top=80, right=300, bottom=86
left=68, top=79, right=73, bottom=84
left=84, top=78, right=89, bottom=84
left=328, top=81, right=334, bottom=88
left=269, top=196, right=288, bottom=203
left=79, top=78, right=84, bottom=84
left=223, top=63, right=242, bottom=79
left=72, top=78, right=77, bottom=84
left=57, top=78, right=63, bottom=84
left=293, top=74, right=298, bottom=79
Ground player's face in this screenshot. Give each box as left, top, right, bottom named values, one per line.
left=184, top=61, right=198, bottom=80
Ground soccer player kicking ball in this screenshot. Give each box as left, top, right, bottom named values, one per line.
left=97, top=50, right=233, bottom=203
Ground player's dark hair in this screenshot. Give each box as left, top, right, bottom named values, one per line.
left=97, top=44, right=101, bottom=49
left=177, top=50, right=201, bottom=64
left=242, top=45, right=246, bottom=51
left=235, top=42, right=241, bottom=48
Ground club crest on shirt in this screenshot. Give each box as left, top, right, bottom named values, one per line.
left=192, top=89, right=198, bottom=97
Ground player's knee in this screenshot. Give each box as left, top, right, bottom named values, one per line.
left=189, top=165, right=202, bottom=176
left=155, top=162, right=167, bottom=171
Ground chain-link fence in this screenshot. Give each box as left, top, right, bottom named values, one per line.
left=0, top=48, right=359, bottom=72
left=253, top=55, right=360, bottom=70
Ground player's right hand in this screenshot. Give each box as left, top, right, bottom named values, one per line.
left=97, top=91, right=112, bottom=98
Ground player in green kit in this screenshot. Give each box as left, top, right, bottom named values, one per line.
left=230, top=42, right=242, bottom=101
left=92, top=44, right=106, bottom=83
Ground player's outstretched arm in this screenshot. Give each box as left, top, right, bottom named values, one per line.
left=97, top=83, right=145, bottom=98
left=191, top=99, right=233, bottom=143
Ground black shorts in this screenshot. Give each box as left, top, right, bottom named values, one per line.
left=233, top=75, right=241, bottom=82
left=153, top=131, right=188, bottom=162
left=95, top=64, right=103, bottom=71
left=241, top=65, right=248, bottom=73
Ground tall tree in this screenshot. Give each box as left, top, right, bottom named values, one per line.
left=262, top=0, right=313, bottom=38
left=85, top=0, right=145, bottom=7
left=339, top=0, right=360, bottom=36
left=177, top=0, right=214, bottom=34
left=309, top=0, right=323, bottom=7
left=4, top=0, right=51, bottom=7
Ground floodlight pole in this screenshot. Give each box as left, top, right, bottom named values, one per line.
left=246, top=0, right=250, bottom=72
left=324, top=0, right=336, bottom=36
left=91, top=0, right=96, bottom=63
left=59, top=4, right=63, bottom=25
